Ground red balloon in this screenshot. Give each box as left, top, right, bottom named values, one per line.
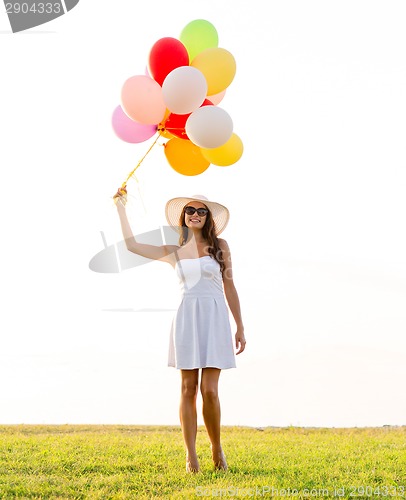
left=148, top=37, right=189, bottom=86
left=164, top=99, right=213, bottom=140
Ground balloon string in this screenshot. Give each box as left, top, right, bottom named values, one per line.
left=121, top=130, right=163, bottom=188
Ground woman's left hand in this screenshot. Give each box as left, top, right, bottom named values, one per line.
left=235, top=329, right=246, bottom=355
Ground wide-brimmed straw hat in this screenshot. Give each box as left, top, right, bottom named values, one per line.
left=165, top=194, right=230, bottom=235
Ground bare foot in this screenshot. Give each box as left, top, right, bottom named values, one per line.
left=186, top=454, right=200, bottom=473
left=211, top=446, right=228, bottom=471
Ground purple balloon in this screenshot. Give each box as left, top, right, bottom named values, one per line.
left=112, top=105, right=157, bottom=143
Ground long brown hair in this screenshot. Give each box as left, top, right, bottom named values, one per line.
left=178, top=204, right=225, bottom=275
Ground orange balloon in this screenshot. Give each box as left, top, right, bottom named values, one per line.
left=158, top=109, right=175, bottom=139
left=164, top=137, right=210, bottom=176
left=160, top=128, right=176, bottom=139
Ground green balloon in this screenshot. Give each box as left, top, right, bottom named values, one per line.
left=180, top=19, right=219, bottom=62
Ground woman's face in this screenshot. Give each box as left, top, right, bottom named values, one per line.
left=184, top=202, right=208, bottom=231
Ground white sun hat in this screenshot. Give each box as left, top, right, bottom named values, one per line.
left=165, top=194, right=230, bottom=235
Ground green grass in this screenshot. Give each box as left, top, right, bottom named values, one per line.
left=0, top=425, right=405, bottom=499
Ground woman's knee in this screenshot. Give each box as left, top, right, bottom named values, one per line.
left=200, top=384, right=218, bottom=403
left=181, top=373, right=199, bottom=399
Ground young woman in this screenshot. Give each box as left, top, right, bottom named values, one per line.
left=113, top=188, right=246, bottom=473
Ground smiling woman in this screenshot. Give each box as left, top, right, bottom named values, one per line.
left=113, top=189, right=246, bottom=473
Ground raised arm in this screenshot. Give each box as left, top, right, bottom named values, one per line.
left=113, top=187, right=177, bottom=262
left=219, top=239, right=246, bottom=355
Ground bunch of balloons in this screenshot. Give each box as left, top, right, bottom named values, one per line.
left=112, top=19, right=243, bottom=177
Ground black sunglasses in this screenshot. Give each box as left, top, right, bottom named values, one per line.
left=184, top=206, right=209, bottom=216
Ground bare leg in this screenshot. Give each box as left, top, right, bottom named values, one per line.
left=201, top=368, right=227, bottom=470
left=179, top=369, right=200, bottom=472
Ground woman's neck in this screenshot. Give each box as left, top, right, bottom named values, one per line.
left=186, top=230, right=205, bottom=244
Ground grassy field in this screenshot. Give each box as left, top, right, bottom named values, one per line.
left=0, top=425, right=405, bottom=499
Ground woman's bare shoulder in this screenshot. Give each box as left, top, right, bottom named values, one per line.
left=218, top=238, right=230, bottom=251
left=160, top=244, right=180, bottom=266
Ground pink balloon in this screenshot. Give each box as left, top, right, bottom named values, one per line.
left=112, top=106, right=157, bottom=143
left=207, top=89, right=226, bottom=105
left=121, top=75, right=166, bottom=125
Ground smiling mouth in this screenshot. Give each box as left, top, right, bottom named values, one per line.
left=190, top=218, right=201, bottom=223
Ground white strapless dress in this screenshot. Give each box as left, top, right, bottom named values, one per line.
left=168, top=256, right=236, bottom=370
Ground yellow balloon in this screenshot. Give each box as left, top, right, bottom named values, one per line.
left=191, top=48, right=236, bottom=95
left=164, top=137, right=210, bottom=176
left=201, top=133, right=243, bottom=166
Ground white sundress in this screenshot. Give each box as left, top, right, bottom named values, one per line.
left=168, top=255, right=236, bottom=370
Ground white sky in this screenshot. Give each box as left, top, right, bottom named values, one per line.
left=0, top=0, right=405, bottom=428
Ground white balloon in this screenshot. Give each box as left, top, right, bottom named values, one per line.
left=185, top=106, right=233, bottom=149
left=162, top=66, right=208, bottom=115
